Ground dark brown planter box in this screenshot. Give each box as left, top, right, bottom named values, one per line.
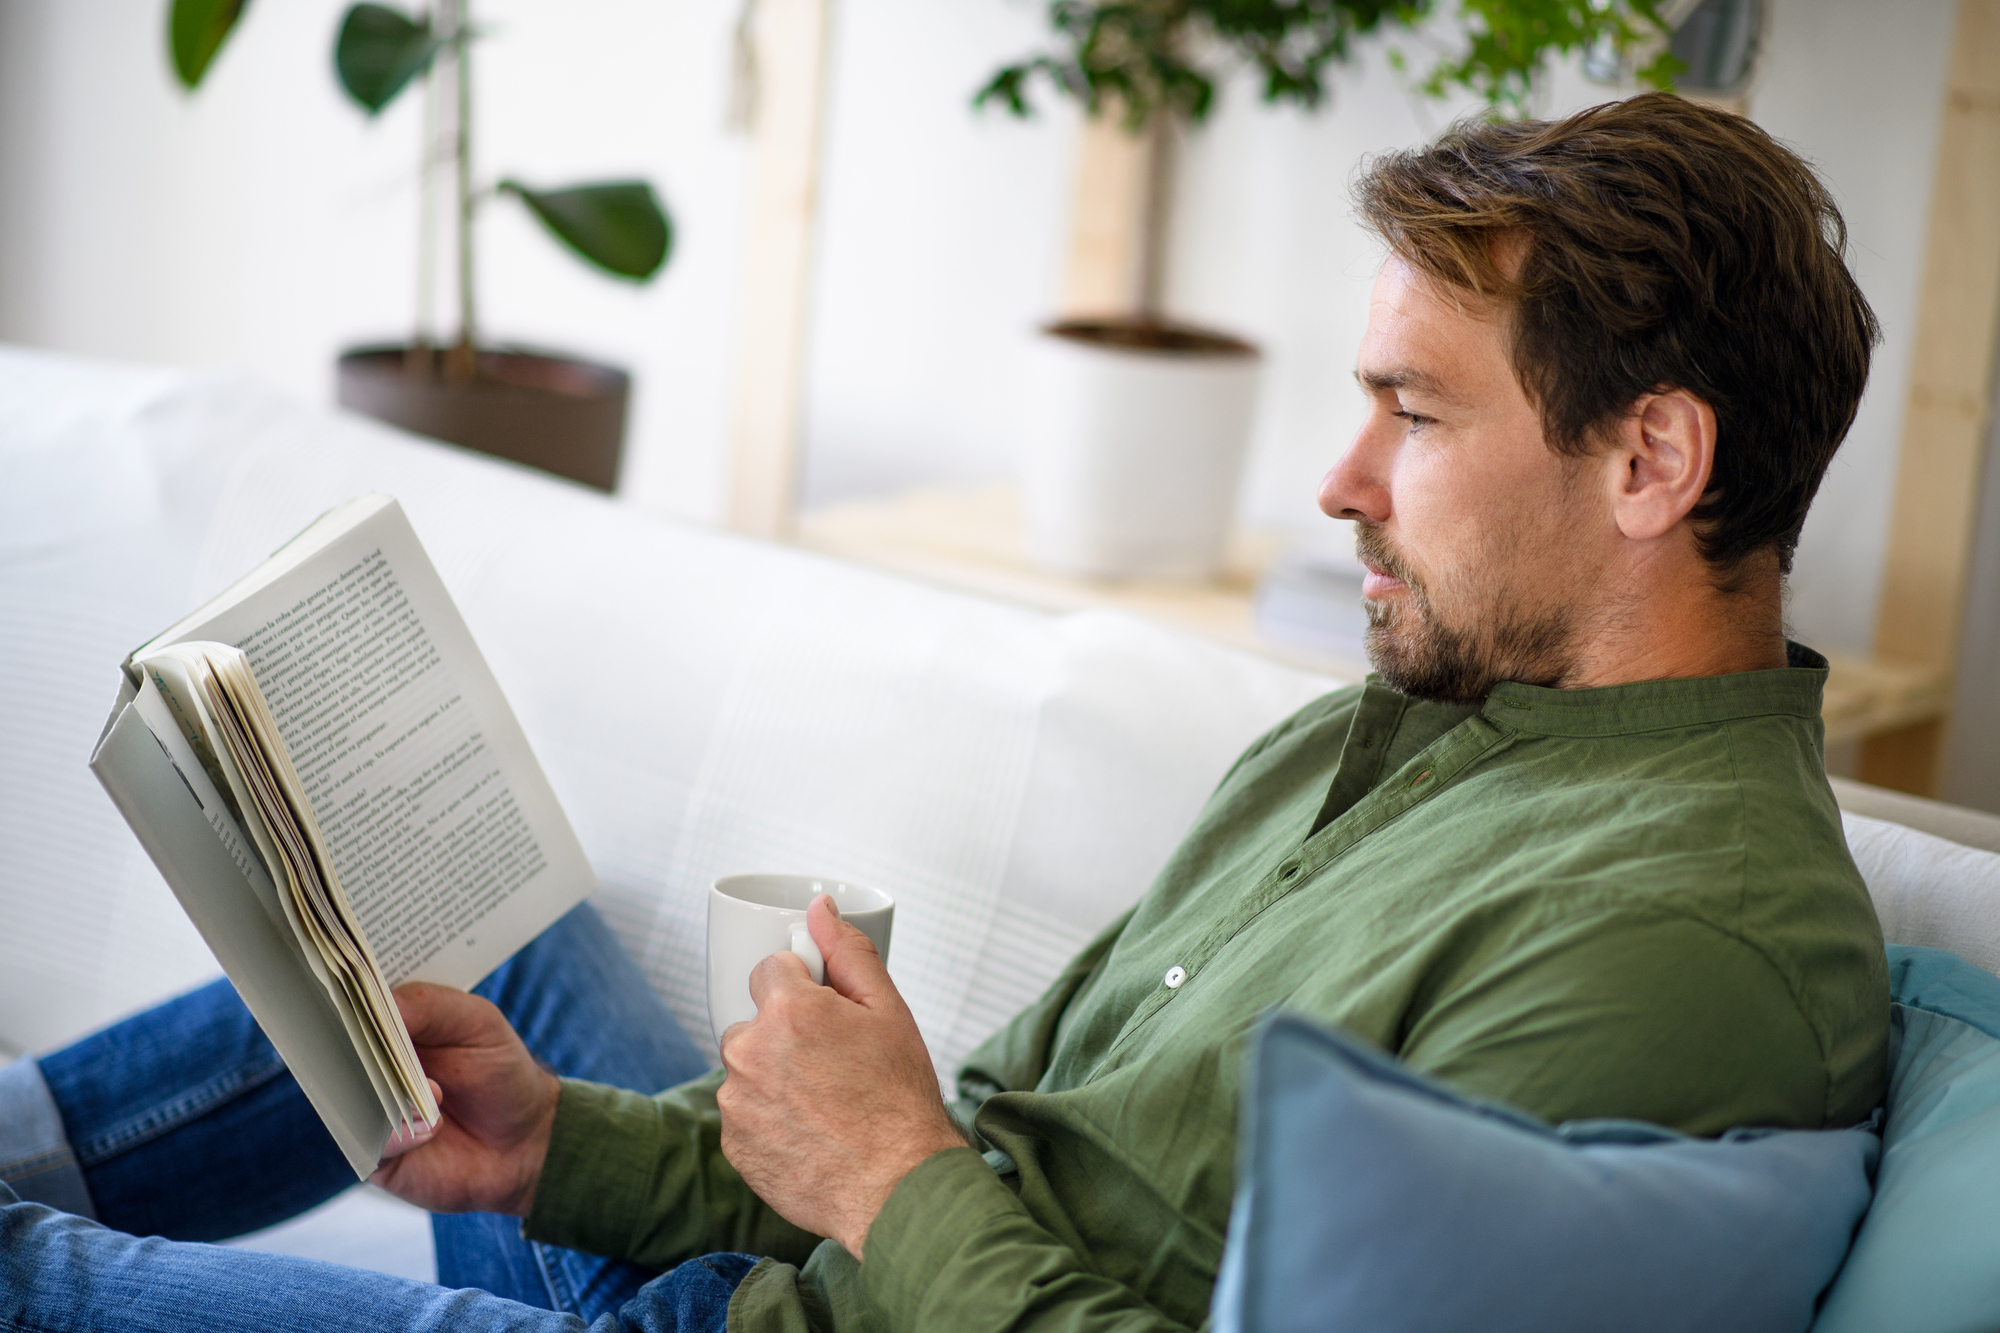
left=336, top=345, right=629, bottom=493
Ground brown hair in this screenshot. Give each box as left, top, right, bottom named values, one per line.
left=1355, top=91, right=1880, bottom=577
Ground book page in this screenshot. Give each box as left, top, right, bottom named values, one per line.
left=141, top=498, right=594, bottom=990
left=138, top=645, right=435, bottom=1134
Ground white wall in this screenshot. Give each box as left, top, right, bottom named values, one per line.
left=0, top=0, right=1967, bottom=664
left=0, top=0, right=749, bottom=519
left=798, top=0, right=1073, bottom=505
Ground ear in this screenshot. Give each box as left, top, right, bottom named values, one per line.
left=1605, top=388, right=1715, bottom=543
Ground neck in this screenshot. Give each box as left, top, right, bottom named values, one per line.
left=1564, top=548, right=1788, bottom=689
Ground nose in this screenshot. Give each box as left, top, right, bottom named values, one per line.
left=1319, top=417, right=1393, bottom=523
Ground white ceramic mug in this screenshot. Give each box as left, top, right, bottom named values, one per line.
left=706, top=874, right=895, bottom=1042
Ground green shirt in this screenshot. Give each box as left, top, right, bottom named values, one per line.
left=526, top=646, right=1889, bottom=1332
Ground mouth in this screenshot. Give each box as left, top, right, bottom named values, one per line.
left=1359, top=557, right=1409, bottom=601
left=1352, top=522, right=1417, bottom=602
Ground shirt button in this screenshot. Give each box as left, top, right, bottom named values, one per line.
left=1164, top=965, right=1187, bottom=989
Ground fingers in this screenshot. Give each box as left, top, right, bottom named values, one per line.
left=808, top=896, right=897, bottom=1009
left=746, top=948, right=815, bottom=1011
left=736, top=895, right=903, bottom=1030
left=378, top=1116, right=439, bottom=1162
left=392, top=982, right=511, bottom=1051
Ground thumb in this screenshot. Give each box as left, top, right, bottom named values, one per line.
left=808, top=895, right=897, bottom=1009
left=393, top=982, right=506, bottom=1050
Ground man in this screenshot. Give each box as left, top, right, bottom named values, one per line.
left=1, top=91, right=1888, bottom=1332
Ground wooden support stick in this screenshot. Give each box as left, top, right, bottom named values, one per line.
left=725, top=0, right=833, bottom=539
left=1860, top=0, right=2000, bottom=795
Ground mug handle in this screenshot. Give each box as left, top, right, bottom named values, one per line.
left=788, top=922, right=826, bottom=985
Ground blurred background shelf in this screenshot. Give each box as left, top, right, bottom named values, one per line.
left=802, top=484, right=1356, bottom=679
left=1820, top=653, right=1954, bottom=746
left=799, top=484, right=1950, bottom=748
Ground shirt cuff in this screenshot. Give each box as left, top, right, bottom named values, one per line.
left=859, top=1146, right=1031, bottom=1325
left=523, top=1077, right=675, bottom=1259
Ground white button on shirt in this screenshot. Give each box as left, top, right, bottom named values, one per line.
left=1164, top=965, right=1186, bottom=989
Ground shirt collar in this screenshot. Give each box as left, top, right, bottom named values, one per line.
left=1467, top=641, right=1828, bottom=738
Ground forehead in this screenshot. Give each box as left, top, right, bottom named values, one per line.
left=1355, top=255, right=1514, bottom=399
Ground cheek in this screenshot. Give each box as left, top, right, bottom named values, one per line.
left=1386, top=446, right=1555, bottom=608
left=1386, top=447, right=1490, bottom=559
left=1404, top=439, right=1572, bottom=536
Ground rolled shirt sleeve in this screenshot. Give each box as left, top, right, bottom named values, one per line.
left=860, top=1148, right=1196, bottom=1333
left=523, top=1073, right=822, bottom=1271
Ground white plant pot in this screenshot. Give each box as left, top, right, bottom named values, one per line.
left=1020, top=322, right=1262, bottom=579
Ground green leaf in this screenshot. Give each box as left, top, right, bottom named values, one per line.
left=1417, top=0, right=1677, bottom=112
left=335, top=3, right=444, bottom=114
left=499, top=180, right=673, bottom=282
left=976, top=0, right=1677, bottom=125
left=169, top=0, right=249, bottom=91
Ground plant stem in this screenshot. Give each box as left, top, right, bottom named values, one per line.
left=408, top=2, right=439, bottom=377
left=1136, top=110, right=1173, bottom=325
left=445, top=0, right=478, bottom=381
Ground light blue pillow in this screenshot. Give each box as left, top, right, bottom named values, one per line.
left=1811, top=944, right=2000, bottom=1332
left=1213, top=1015, right=1879, bottom=1333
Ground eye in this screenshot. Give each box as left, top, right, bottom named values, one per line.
left=1393, top=408, right=1434, bottom=432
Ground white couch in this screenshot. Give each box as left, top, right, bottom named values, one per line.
left=4, top=345, right=1998, bottom=1283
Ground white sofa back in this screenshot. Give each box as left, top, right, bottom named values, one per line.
left=5, top=347, right=1999, bottom=1080
left=1842, top=815, right=2000, bottom=976
left=0, top=349, right=1335, bottom=1073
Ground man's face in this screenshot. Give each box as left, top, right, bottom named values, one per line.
left=1319, top=255, right=1616, bottom=702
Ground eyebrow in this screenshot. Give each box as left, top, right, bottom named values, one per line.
left=1354, top=366, right=1456, bottom=403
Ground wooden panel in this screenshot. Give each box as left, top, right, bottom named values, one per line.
left=1819, top=655, right=1953, bottom=746
left=724, top=0, right=833, bottom=539
left=1859, top=720, right=1950, bottom=795
left=1862, top=0, right=2000, bottom=794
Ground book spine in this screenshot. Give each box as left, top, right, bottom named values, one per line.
left=88, top=686, right=390, bottom=1178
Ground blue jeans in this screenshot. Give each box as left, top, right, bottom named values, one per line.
left=0, top=904, right=761, bottom=1332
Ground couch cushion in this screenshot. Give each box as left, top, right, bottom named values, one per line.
left=0, top=350, right=227, bottom=1055
left=1843, top=813, right=2000, bottom=977
left=1213, top=1015, right=1878, bottom=1333
left=1811, top=944, right=2000, bottom=1332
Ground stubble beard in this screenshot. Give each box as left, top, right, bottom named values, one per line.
left=1355, top=521, right=1581, bottom=704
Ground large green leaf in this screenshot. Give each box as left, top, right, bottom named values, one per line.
left=169, top=0, right=249, bottom=90
left=499, top=180, right=672, bottom=282
left=335, top=3, right=444, bottom=114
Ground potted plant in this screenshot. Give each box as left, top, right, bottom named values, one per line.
left=978, top=0, right=1678, bottom=578
left=169, top=0, right=672, bottom=492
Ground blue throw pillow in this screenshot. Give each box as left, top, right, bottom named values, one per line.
left=1811, top=944, right=2000, bottom=1332
left=1213, top=1015, right=1879, bottom=1333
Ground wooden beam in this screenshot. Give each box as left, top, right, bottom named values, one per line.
left=724, top=0, right=834, bottom=539
left=1860, top=0, right=2000, bottom=795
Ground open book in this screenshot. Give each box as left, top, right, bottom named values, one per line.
left=90, top=495, right=594, bottom=1177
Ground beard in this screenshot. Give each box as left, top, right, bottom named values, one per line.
left=1354, top=520, right=1581, bottom=704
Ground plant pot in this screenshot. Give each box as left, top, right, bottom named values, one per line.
left=336, top=345, right=630, bottom=493
left=1020, top=319, right=1262, bottom=580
